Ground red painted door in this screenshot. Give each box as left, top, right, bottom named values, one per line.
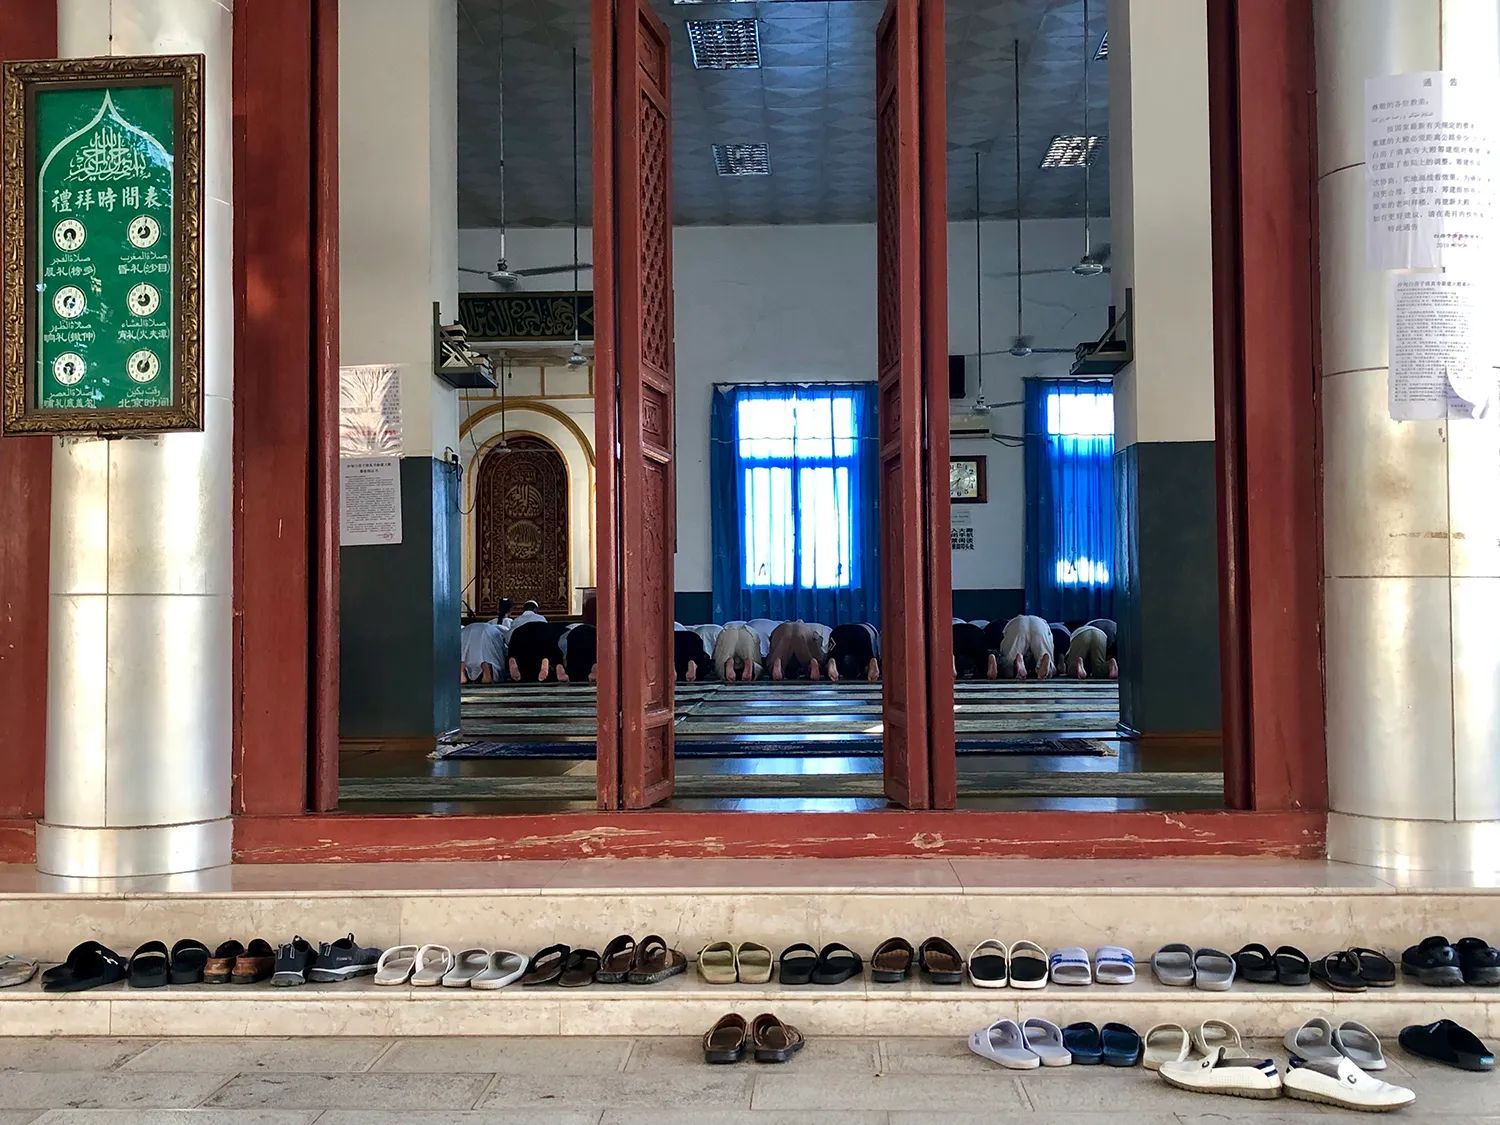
left=876, top=0, right=954, bottom=809
left=594, top=0, right=675, bottom=809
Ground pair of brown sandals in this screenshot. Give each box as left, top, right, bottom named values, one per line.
left=871, top=936, right=965, bottom=984
left=704, top=1013, right=804, bottom=1064
left=204, top=940, right=276, bottom=985
left=522, top=934, right=687, bottom=987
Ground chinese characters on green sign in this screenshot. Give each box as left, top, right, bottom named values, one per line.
left=2, top=55, right=202, bottom=435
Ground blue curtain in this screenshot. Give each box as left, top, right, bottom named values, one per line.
left=1024, top=378, right=1115, bottom=622
left=710, top=383, right=880, bottom=625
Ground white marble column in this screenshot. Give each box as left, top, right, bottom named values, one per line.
left=39, top=0, right=235, bottom=877
left=1317, top=0, right=1500, bottom=870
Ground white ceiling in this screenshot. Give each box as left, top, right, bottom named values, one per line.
left=457, top=0, right=1110, bottom=228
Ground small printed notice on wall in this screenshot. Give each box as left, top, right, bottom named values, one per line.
left=1389, top=274, right=1500, bottom=420
left=339, top=364, right=403, bottom=458
left=340, top=457, right=403, bottom=546
left=1366, top=72, right=1500, bottom=270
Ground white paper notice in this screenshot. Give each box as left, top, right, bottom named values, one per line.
left=1366, top=71, right=1500, bottom=270
left=950, top=506, right=973, bottom=528
left=340, top=457, right=404, bottom=546
left=339, top=364, right=403, bottom=458
left=1389, top=274, right=1500, bottom=421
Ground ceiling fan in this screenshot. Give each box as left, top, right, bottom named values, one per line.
left=459, top=11, right=590, bottom=292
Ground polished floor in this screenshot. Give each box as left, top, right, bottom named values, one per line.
left=0, top=1034, right=1486, bottom=1123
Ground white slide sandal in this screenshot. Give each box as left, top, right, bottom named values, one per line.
left=373, top=945, right=418, bottom=986
left=1284, top=1016, right=1341, bottom=1063
left=967, top=940, right=1009, bottom=988
left=1022, top=1018, right=1072, bottom=1066
left=471, top=950, right=527, bottom=990
left=1194, top=1019, right=1249, bottom=1059
left=1333, top=1020, right=1386, bottom=1071
left=1143, top=1022, right=1191, bottom=1071
left=969, top=1019, right=1039, bottom=1069
left=442, top=948, right=491, bottom=988
left=1093, top=945, right=1136, bottom=984
left=1049, top=946, right=1092, bottom=986
left=410, top=944, right=455, bottom=987
left=1008, top=940, right=1049, bottom=990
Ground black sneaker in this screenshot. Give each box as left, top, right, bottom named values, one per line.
left=270, top=936, right=317, bottom=987
left=307, top=934, right=381, bottom=983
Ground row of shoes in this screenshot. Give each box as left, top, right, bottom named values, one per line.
left=373, top=935, right=692, bottom=989
left=969, top=1018, right=1145, bottom=1068
left=25, top=940, right=284, bottom=992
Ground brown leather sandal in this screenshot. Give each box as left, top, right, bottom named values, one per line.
left=597, top=934, right=635, bottom=984
left=871, top=936, right=915, bottom=983
left=751, top=1012, right=805, bottom=1063
left=231, top=939, right=276, bottom=985
left=918, top=936, right=965, bottom=985
left=703, top=1013, right=749, bottom=1063
left=204, top=940, right=244, bottom=984
left=628, top=934, right=687, bottom=985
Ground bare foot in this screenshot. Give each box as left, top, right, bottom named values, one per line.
left=1107, top=657, right=1119, bottom=680
left=459, top=663, right=469, bottom=685
left=538, top=657, right=551, bottom=682
left=482, top=664, right=495, bottom=684
left=589, top=664, right=598, bottom=683
left=724, top=663, right=737, bottom=682
left=508, top=657, right=520, bottom=681
left=1038, top=653, right=1053, bottom=680
left=826, top=659, right=840, bottom=682
left=556, top=664, right=569, bottom=682
left=771, top=658, right=784, bottom=682
left=1011, top=654, right=1026, bottom=680
left=985, top=652, right=999, bottom=680
left=686, top=661, right=697, bottom=682
left=747, top=662, right=761, bottom=681
left=809, top=660, right=820, bottom=680
left=867, top=658, right=880, bottom=683
left=1073, top=656, right=1086, bottom=680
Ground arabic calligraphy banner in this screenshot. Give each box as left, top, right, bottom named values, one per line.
left=459, top=291, right=595, bottom=342
left=2, top=54, right=204, bottom=436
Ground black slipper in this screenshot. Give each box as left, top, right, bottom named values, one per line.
left=1008, top=943, right=1048, bottom=988
left=778, top=943, right=819, bottom=986
left=558, top=947, right=600, bottom=988
left=128, top=941, right=170, bottom=989
left=1402, top=935, right=1464, bottom=987
left=1273, top=945, right=1312, bottom=986
left=169, top=939, right=211, bottom=985
left=810, top=942, right=862, bottom=985
left=520, top=943, right=569, bottom=987
left=1399, top=1019, right=1496, bottom=1071
left=917, top=937, right=964, bottom=985
left=41, top=942, right=126, bottom=993
left=1233, top=943, right=1276, bottom=984
left=1062, top=1022, right=1103, bottom=1065
left=1101, top=1022, right=1143, bottom=1067
left=1311, top=950, right=1365, bottom=992
left=1454, top=937, right=1500, bottom=986
left=1349, top=946, right=1396, bottom=988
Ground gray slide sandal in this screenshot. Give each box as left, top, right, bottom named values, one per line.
left=1194, top=947, right=1237, bottom=991
left=1151, top=943, right=1195, bottom=987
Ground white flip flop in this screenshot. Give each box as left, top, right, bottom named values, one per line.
left=410, top=944, right=455, bottom=987
left=373, top=945, right=418, bottom=986
left=969, top=1019, right=1040, bottom=1069
left=1049, top=946, right=1092, bottom=986
left=471, top=950, right=527, bottom=990
left=1022, top=1018, right=1072, bottom=1067
left=1093, top=945, right=1136, bottom=984
left=442, top=948, right=491, bottom=988
left=1194, top=1018, right=1249, bottom=1058
left=1143, top=1022, right=1191, bottom=1071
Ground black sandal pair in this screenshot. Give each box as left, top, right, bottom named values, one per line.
left=525, top=934, right=688, bottom=988
left=869, top=936, right=965, bottom=984
left=1403, top=935, right=1500, bottom=987
left=703, top=1012, right=804, bottom=1064
left=779, top=942, right=861, bottom=986
left=41, top=942, right=127, bottom=993
left=520, top=944, right=600, bottom=987
left=126, top=939, right=213, bottom=988
left=1311, top=947, right=1395, bottom=992
left=1232, top=943, right=1311, bottom=986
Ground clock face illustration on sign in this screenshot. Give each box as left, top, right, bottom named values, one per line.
left=53, top=352, right=85, bottom=385
left=127, top=349, right=161, bottom=383
left=127, top=214, right=160, bottom=249
left=52, top=285, right=86, bottom=319
left=53, top=218, right=86, bottom=252
left=128, top=282, right=160, bottom=317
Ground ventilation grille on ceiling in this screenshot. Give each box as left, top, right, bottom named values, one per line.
left=687, top=19, right=761, bottom=69
left=713, top=143, right=772, bottom=176
left=1095, top=31, right=1109, bottom=60
left=1040, top=135, right=1103, bottom=168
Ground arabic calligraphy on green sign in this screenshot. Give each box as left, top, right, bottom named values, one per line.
left=35, top=84, right=174, bottom=411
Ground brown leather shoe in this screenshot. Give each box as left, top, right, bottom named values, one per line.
left=751, top=1013, right=804, bottom=1063
left=204, top=940, right=244, bottom=984
left=703, top=1013, right=748, bottom=1063
left=231, top=939, right=276, bottom=984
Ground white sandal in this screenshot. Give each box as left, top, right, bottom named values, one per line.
left=373, top=945, right=418, bottom=986
left=471, top=950, right=527, bottom=991
left=441, top=948, right=491, bottom=988
left=1194, top=1018, right=1248, bottom=1058
left=410, top=944, right=455, bottom=986
left=969, top=1019, right=1039, bottom=1069
left=1143, top=1022, right=1191, bottom=1070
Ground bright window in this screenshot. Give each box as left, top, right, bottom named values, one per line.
left=737, top=390, right=859, bottom=589
left=1044, top=386, right=1114, bottom=589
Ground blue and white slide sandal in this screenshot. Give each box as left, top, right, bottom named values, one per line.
left=1094, top=945, right=1136, bottom=985
left=1049, top=946, right=1092, bottom=986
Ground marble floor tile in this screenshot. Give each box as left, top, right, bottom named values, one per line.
left=542, top=858, right=963, bottom=893
left=947, top=857, right=1399, bottom=893
left=225, top=862, right=571, bottom=896
left=878, top=1036, right=992, bottom=1075
left=203, top=1074, right=491, bottom=1111
left=626, top=1036, right=879, bottom=1074
left=376, top=1037, right=632, bottom=1074
left=0, top=1073, right=233, bottom=1111
left=891, top=1115, right=1179, bottom=1125
left=0, top=1041, right=152, bottom=1072
left=750, top=1071, right=1028, bottom=1112
left=475, top=1072, right=755, bottom=1111
left=602, top=1114, right=886, bottom=1125
left=317, top=1114, right=600, bottom=1125
left=34, top=1114, right=319, bottom=1125
left=1018, top=1066, right=1292, bottom=1113
left=120, top=1039, right=391, bottom=1073
left=0, top=1116, right=41, bottom=1125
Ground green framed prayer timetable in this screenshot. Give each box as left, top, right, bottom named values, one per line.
left=2, top=54, right=203, bottom=435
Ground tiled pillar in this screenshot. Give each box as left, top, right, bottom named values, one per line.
left=1317, top=0, right=1500, bottom=869
left=39, top=0, right=235, bottom=876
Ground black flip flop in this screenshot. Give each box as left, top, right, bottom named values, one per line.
left=1455, top=937, right=1500, bottom=986
left=1273, top=945, right=1312, bottom=986
left=128, top=941, right=170, bottom=989
left=1349, top=946, right=1396, bottom=988
left=810, top=942, right=862, bottom=985
left=1310, top=950, right=1365, bottom=993
left=1101, top=1022, right=1143, bottom=1067
left=917, top=937, right=964, bottom=985
left=558, top=947, right=600, bottom=988
left=869, top=937, right=914, bottom=983
left=520, top=943, right=569, bottom=986
left=1399, top=1019, right=1496, bottom=1071
left=1402, top=935, right=1464, bottom=987
left=41, top=942, right=126, bottom=993
left=1233, top=943, right=1276, bottom=984
left=778, top=942, right=819, bottom=986
left=596, top=934, right=635, bottom=984
left=169, top=939, right=211, bottom=985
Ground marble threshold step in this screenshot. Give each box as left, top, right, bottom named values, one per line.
left=1, top=970, right=1495, bottom=1039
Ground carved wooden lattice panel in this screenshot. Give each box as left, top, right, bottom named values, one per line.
left=639, top=93, right=670, bottom=372
left=474, top=436, right=570, bottom=617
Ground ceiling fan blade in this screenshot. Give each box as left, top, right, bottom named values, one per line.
left=458, top=266, right=492, bottom=275
left=1030, top=347, right=1078, bottom=354
left=999, top=267, right=1076, bottom=277
left=513, top=263, right=593, bottom=277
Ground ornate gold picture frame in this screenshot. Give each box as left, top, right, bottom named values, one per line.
left=2, top=54, right=203, bottom=436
